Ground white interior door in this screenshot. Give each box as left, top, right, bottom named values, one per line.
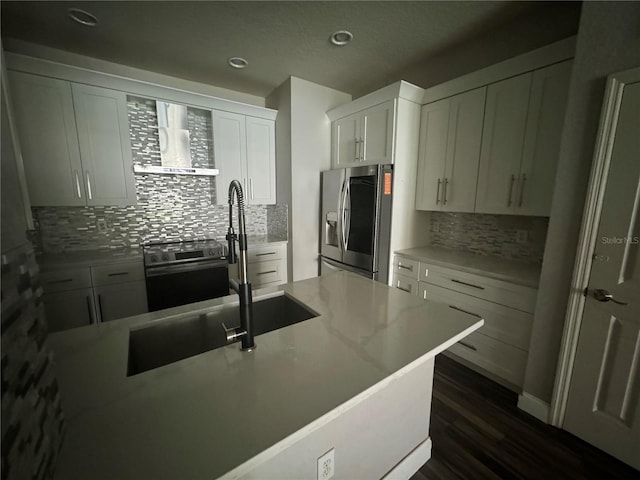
left=563, top=77, right=640, bottom=470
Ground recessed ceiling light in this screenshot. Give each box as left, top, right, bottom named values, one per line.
left=330, top=30, right=353, bottom=46
left=228, top=57, right=248, bottom=69
left=68, top=8, right=98, bottom=27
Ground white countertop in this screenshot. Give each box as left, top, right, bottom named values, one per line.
left=49, top=272, right=481, bottom=479
left=395, top=246, right=541, bottom=288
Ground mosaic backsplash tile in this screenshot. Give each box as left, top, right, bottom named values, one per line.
left=1, top=242, right=65, bottom=480
left=430, top=212, right=548, bottom=263
left=33, top=97, right=278, bottom=253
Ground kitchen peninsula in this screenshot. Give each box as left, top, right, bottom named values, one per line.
left=48, top=272, right=482, bottom=479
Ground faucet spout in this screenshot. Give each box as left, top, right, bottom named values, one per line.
left=225, top=180, right=255, bottom=351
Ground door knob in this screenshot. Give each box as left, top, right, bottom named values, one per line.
left=592, top=288, right=628, bottom=305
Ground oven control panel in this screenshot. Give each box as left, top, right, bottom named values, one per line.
left=143, top=240, right=226, bottom=266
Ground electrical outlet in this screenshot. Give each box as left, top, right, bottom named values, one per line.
left=317, top=448, right=335, bottom=480
left=516, top=230, right=528, bottom=244
left=432, top=222, right=440, bottom=233
left=97, top=219, right=108, bottom=233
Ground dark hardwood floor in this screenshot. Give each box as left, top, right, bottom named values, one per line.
left=410, top=355, right=640, bottom=480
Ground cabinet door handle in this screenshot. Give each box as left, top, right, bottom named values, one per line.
left=443, top=177, right=449, bottom=205
left=48, top=278, right=74, bottom=284
left=451, top=278, right=485, bottom=290
left=436, top=178, right=442, bottom=204
left=256, top=252, right=276, bottom=257
left=86, top=171, right=93, bottom=200
left=518, top=173, right=527, bottom=207
left=75, top=170, right=82, bottom=198
left=507, top=174, right=516, bottom=207
left=448, top=305, right=482, bottom=319
left=355, top=139, right=361, bottom=162
left=107, top=272, right=130, bottom=277
left=97, top=294, right=104, bottom=322
left=86, top=295, right=95, bottom=324
left=250, top=178, right=254, bottom=200
left=256, top=270, right=277, bottom=275
left=458, top=340, right=477, bottom=351
left=362, top=116, right=368, bottom=162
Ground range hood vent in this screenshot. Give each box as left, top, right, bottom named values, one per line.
left=133, top=101, right=218, bottom=176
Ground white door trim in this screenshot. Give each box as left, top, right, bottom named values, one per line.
left=549, top=66, right=640, bottom=427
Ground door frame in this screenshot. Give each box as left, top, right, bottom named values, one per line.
left=549, top=66, right=640, bottom=427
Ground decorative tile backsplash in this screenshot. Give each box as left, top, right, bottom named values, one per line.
left=430, top=212, right=548, bottom=263
left=1, top=243, right=65, bottom=480
left=32, top=97, right=285, bottom=253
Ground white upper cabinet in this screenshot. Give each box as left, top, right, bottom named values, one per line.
left=214, top=110, right=276, bottom=205
left=416, top=87, right=485, bottom=212
left=8, top=71, right=136, bottom=207
left=332, top=100, right=394, bottom=168
left=518, top=61, right=572, bottom=216
left=475, top=73, right=532, bottom=215
left=8, top=71, right=85, bottom=206
left=475, top=60, right=572, bottom=216
left=71, top=84, right=136, bottom=206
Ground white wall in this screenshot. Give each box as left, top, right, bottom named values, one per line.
left=523, top=1, right=640, bottom=403
left=267, top=77, right=351, bottom=282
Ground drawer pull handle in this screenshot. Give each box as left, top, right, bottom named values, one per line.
left=451, top=279, right=485, bottom=290
left=97, top=294, right=104, bottom=323
left=86, top=296, right=95, bottom=324
left=458, top=341, right=477, bottom=351
left=448, top=305, right=482, bottom=319
left=397, top=285, right=412, bottom=293
left=255, top=252, right=276, bottom=256
left=398, top=263, right=413, bottom=271
left=48, top=278, right=74, bottom=284
left=256, top=270, right=277, bottom=275
left=107, top=272, right=130, bottom=277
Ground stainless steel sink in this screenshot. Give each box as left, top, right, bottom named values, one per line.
left=127, top=293, right=318, bottom=376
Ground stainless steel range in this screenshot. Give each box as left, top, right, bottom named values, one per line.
left=143, top=239, right=229, bottom=312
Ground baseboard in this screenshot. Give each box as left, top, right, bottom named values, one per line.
left=382, top=437, right=432, bottom=480
left=518, top=392, right=550, bottom=423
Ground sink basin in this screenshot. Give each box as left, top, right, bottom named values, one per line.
left=127, top=293, right=318, bottom=376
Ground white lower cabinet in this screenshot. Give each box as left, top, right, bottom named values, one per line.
left=394, top=253, right=536, bottom=390
left=232, top=243, right=288, bottom=289
left=41, top=260, right=147, bottom=332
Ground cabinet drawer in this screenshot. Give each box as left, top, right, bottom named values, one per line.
left=91, top=261, right=144, bottom=286
left=41, top=268, right=92, bottom=293
left=421, top=282, right=532, bottom=350
left=248, top=259, right=285, bottom=286
left=247, top=244, right=286, bottom=264
left=447, top=331, right=528, bottom=388
left=420, top=263, right=536, bottom=313
left=393, top=256, right=419, bottom=279
left=392, top=273, right=418, bottom=296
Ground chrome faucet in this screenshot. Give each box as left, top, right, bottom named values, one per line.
left=223, top=180, right=256, bottom=351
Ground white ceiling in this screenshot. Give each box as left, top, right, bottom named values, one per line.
left=1, top=1, right=581, bottom=98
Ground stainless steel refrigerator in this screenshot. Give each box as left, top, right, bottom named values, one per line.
left=319, top=164, right=393, bottom=282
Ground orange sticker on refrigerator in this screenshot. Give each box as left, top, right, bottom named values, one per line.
left=384, top=172, right=392, bottom=195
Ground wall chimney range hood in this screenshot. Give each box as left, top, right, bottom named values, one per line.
left=133, top=101, right=218, bottom=176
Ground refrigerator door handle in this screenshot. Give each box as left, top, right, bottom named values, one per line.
left=344, top=180, right=351, bottom=250
left=340, top=179, right=349, bottom=251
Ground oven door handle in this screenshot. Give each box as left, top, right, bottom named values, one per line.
left=145, top=260, right=228, bottom=277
